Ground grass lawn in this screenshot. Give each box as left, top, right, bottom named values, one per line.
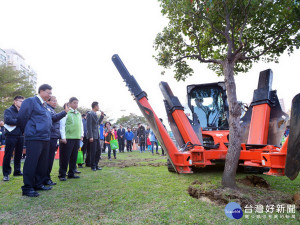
left=0, top=150, right=299, bottom=224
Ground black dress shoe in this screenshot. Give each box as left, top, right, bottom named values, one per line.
left=34, top=185, right=52, bottom=191
left=96, top=167, right=102, bottom=170
left=78, top=165, right=83, bottom=168
left=22, top=190, right=39, bottom=197
left=91, top=168, right=96, bottom=171
left=3, top=175, right=9, bottom=181
left=74, top=170, right=81, bottom=174
left=59, top=177, right=67, bottom=181
left=68, top=175, right=80, bottom=179
left=13, top=171, right=23, bottom=176
left=45, top=180, right=57, bottom=186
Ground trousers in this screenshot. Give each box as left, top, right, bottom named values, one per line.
left=126, top=140, right=132, bottom=152
left=22, top=140, right=49, bottom=191
left=2, top=136, right=24, bottom=176
left=59, top=139, right=80, bottom=178
left=45, top=138, right=58, bottom=182
left=89, top=139, right=101, bottom=169
left=107, top=144, right=116, bottom=159
left=118, top=137, right=125, bottom=152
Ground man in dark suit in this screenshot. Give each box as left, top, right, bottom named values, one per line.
left=87, top=101, right=104, bottom=171
left=117, top=125, right=125, bottom=153
left=17, top=84, right=53, bottom=197
left=2, top=96, right=24, bottom=181
left=44, top=96, right=68, bottom=186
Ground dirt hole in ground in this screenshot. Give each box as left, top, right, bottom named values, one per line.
left=187, top=176, right=299, bottom=212
left=99, top=157, right=167, bottom=168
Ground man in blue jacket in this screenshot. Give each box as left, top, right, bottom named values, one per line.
left=17, top=84, right=53, bottom=197
left=2, top=96, right=24, bottom=181
left=45, top=96, right=68, bottom=186
left=125, top=127, right=134, bottom=152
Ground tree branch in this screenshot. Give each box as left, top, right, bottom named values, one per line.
left=241, top=34, right=282, bottom=60
left=238, top=0, right=252, bottom=46
left=200, top=14, right=225, bottom=36
left=247, top=22, right=291, bottom=52
left=223, top=0, right=233, bottom=55
left=242, top=23, right=293, bottom=60
left=232, top=0, right=252, bottom=56
left=231, top=20, right=236, bottom=52
left=228, top=0, right=238, bottom=18
left=174, top=54, right=221, bottom=64
left=193, top=30, right=222, bottom=64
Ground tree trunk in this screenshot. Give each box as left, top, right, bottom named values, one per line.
left=221, top=60, right=242, bottom=189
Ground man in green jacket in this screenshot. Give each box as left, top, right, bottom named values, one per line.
left=59, top=97, right=83, bottom=181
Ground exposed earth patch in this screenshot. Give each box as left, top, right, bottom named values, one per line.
left=99, top=157, right=167, bottom=168
left=187, top=175, right=299, bottom=212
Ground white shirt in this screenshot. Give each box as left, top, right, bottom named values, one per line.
left=37, top=94, right=46, bottom=105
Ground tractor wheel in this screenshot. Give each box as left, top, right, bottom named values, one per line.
left=167, top=158, right=176, bottom=173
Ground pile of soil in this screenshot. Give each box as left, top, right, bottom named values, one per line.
left=187, top=176, right=298, bottom=211
left=293, top=193, right=300, bottom=211
left=187, top=185, right=254, bottom=207
left=237, top=175, right=270, bottom=188
left=99, top=157, right=167, bottom=168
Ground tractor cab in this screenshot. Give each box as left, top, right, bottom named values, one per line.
left=187, top=82, right=229, bottom=131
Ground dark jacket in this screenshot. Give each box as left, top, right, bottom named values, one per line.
left=86, top=111, right=104, bottom=139
left=17, top=96, right=52, bottom=141
left=82, top=118, right=87, bottom=138
left=4, top=104, right=23, bottom=137
left=104, top=130, right=114, bottom=144
left=137, top=125, right=146, bottom=144
left=47, top=104, right=67, bottom=139
left=117, top=128, right=125, bottom=140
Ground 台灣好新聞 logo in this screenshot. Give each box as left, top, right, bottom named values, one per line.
left=225, top=202, right=243, bottom=219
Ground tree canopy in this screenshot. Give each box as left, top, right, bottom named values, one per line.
left=154, top=0, right=300, bottom=79
left=0, top=65, right=35, bottom=120
left=115, top=113, right=147, bottom=129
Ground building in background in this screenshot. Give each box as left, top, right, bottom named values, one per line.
left=4, top=49, right=37, bottom=90
left=0, top=48, right=7, bottom=65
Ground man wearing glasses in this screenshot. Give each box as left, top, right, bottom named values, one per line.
left=2, top=96, right=25, bottom=181
left=17, top=84, right=53, bottom=197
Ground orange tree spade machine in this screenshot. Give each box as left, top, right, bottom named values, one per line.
left=112, top=54, right=300, bottom=181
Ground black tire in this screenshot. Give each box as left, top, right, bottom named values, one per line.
left=167, top=158, right=176, bottom=173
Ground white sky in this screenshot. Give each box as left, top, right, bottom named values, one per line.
left=1, top=0, right=299, bottom=123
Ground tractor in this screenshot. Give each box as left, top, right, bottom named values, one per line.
left=112, top=54, right=300, bottom=181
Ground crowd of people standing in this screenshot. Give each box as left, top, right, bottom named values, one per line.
left=0, top=83, right=165, bottom=197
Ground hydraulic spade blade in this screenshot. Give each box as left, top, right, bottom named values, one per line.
left=286, top=93, right=300, bottom=180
